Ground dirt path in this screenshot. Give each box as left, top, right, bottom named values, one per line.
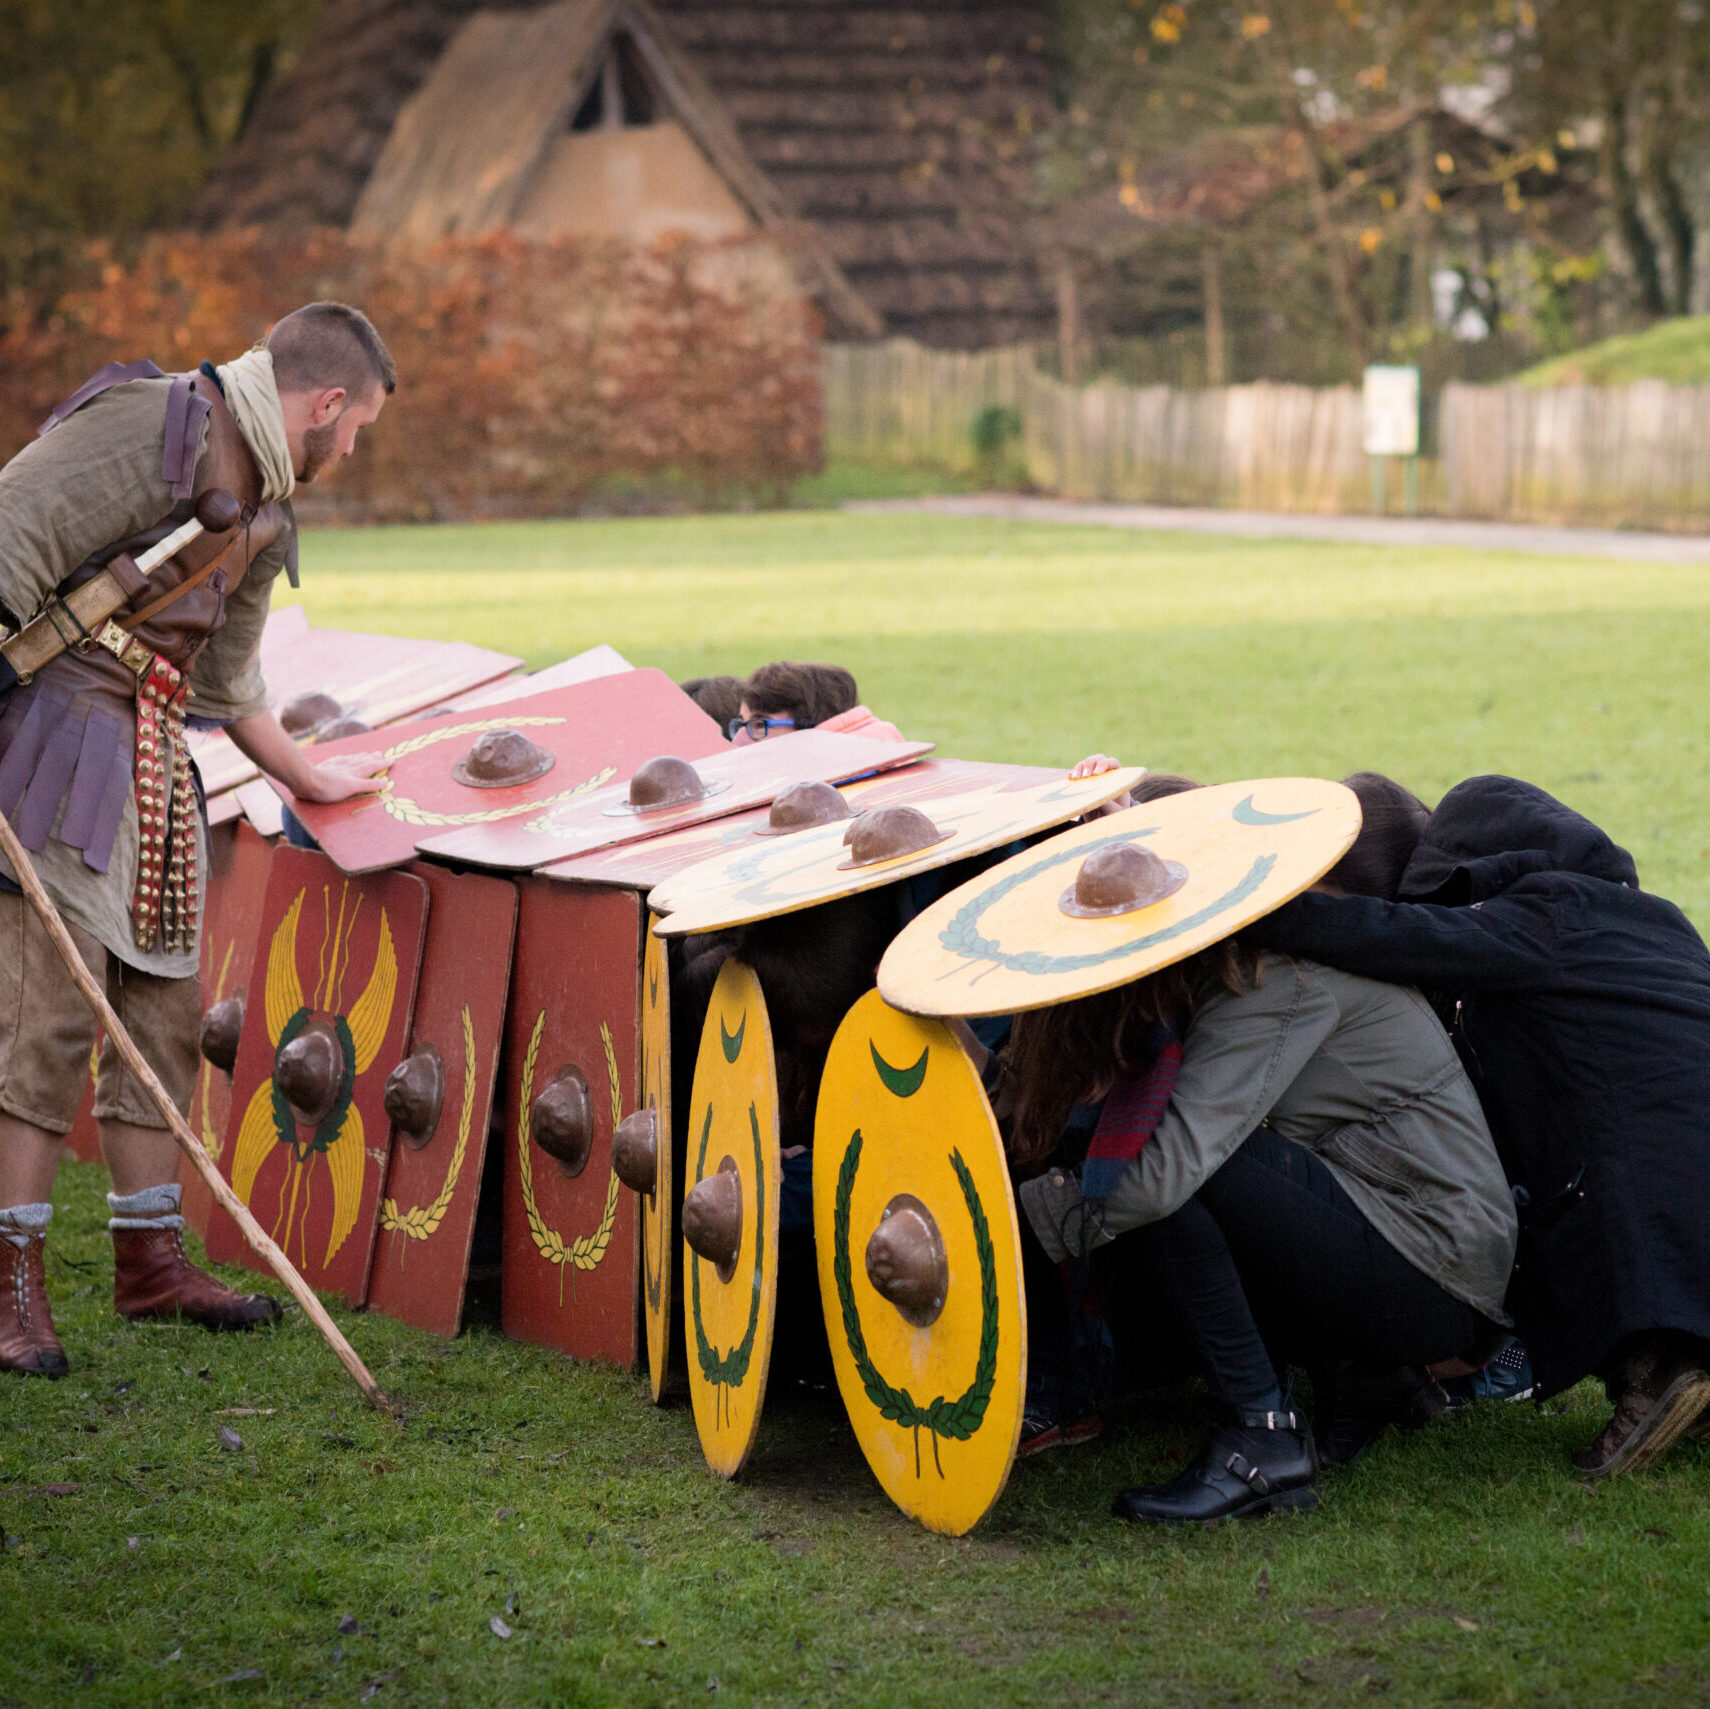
left=845, top=494, right=1710, bottom=565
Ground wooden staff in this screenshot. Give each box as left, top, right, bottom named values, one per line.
left=0, top=805, right=394, bottom=1416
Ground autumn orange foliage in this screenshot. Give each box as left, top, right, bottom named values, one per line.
left=0, top=230, right=824, bottom=521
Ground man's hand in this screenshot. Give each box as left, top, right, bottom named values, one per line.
left=295, top=752, right=389, bottom=804
left=225, top=709, right=388, bottom=804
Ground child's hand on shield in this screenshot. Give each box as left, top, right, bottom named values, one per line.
left=1069, top=754, right=1132, bottom=816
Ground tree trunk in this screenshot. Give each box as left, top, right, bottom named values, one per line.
left=1056, top=259, right=1081, bottom=386
left=1202, top=245, right=1226, bottom=385
left=1602, top=87, right=1668, bottom=316
left=1408, top=117, right=1434, bottom=333
left=1642, top=100, right=1695, bottom=314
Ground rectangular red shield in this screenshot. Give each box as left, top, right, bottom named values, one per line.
left=204, top=847, right=429, bottom=1306
left=421, top=730, right=932, bottom=873
left=499, top=879, right=641, bottom=1368
left=284, top=668, right=724, bottom=875
left=63, top=1057, right=99, bottom=1164
left=182, top=821, right=277, bottom=1238
left=191, top=627, right=524, bottom=798
left=366, top=863, right=517, bottom=1337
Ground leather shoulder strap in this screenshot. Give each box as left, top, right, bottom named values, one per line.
left=37, top=358, right=165, bottom=437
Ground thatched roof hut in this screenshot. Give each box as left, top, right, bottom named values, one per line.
left=198, top=0, right=1055, bottom=349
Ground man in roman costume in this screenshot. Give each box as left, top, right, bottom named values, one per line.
left=0, top=302, right=393, bottom=1375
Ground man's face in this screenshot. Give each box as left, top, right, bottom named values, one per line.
left=289, top=383, right=388, bottom=484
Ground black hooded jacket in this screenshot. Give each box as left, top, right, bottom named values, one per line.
left=1251, top=775, right=1710, bottom=1396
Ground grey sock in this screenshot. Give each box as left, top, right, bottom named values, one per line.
left=0, top=1201, right=52, bottom=1251
left=107, top=1182, right=184, bottom=1232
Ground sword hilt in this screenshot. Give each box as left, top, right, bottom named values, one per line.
left=133, top=487, right=241, bottom=576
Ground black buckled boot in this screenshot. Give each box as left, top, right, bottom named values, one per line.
left=1112, top=1404, right=1319, bottom=1525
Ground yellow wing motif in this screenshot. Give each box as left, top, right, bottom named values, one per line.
left=322, top=1103, right=365, bottom=1269
left=230, top=1080, right=280, bottom=1208
left=264, top=891, right=306, bottom=1045
left=346, top=910, right=397, bottom=1074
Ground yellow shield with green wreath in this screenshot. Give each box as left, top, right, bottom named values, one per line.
left=683, top=958, right=780, bottom=1477
left=814, top=990, right=1025, bottom=1535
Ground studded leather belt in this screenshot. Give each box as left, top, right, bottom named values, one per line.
left=94, top=621, right=199, bottom=953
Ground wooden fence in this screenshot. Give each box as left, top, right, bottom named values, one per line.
left=823, top=339, right=1710, bottom=532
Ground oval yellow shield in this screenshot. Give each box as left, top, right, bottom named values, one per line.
left=814, top=990, right=1025, bottom=1535
left=683, top=958, right=780, bottom=1477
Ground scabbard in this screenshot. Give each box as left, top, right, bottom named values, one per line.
left=0, top=559, right=149, bottom=690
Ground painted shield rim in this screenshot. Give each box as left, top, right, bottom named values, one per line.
left=641, top=922, right=673, bottom=1404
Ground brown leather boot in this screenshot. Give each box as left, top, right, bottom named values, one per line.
left=111, top=1227, right=283, bottom=1330
left=1573, top=1334, right=1710, bottom=1478
left=1, top=1235, right=69, bottom=1377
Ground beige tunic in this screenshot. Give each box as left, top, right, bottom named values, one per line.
left=0, top=378, right=290, bottom=976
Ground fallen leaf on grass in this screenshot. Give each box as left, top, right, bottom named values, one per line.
left=489, top=1617, right=512, bottom=1640
left=1453, top=1617, right=1479, bottom=1633
left=707, top=1677, right=721, bottom=1692
left=111, top=1380, right=135, bottom=1395
left=216, top=1408, right=275, bottom=1418
left=505, top=1593, right=521, bottom=1617
left=338, top=1616, right=361, bottom=1636
left=218, top=1427, right=243, bottom=1453
left=637, top=1637, right=666, bottom=1648
left=34, top=1483, right=84, bottom=1497
left=495, top=1509, right=515, bottom=1520
left=360, top=1670, right=399, bottom=1701
left=216, top=1667, right=263, bottom=1684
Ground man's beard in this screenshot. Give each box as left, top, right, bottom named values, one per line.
left=298, top=417, right=340, bottom=484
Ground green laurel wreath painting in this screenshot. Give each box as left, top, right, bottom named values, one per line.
left=271, top=1009, right=358, bottom=1162
left=689, top=1101, right=765, bottom=1425
left=832, top=1129, right=999, bottom=1479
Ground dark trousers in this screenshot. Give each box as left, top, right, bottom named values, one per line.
left=1128, top=1127, right=1494, bottom=1411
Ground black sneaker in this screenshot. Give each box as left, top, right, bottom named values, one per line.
left=1313, top=1361, right=1446, bottom=1467
left=1442, top=1337, right=1534, bottom=1409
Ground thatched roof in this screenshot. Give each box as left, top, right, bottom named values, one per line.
left=197, top=0, right=1055, bottom=348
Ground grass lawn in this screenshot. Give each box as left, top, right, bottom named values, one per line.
left=1520, top=315, right=1710, bottom=387
left=7, top=511, right=1710, bottom=1707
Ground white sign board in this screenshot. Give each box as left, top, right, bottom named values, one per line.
left=1362, top=365, right=1420, bottom=457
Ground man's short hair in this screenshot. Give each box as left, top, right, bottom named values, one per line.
left=267, top=301, right=397, bottom=399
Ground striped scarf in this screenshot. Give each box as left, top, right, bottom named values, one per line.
left=1080, top=1022, right=1183, bottom=1201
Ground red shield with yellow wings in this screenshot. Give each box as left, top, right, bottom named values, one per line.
left=209, top=847, right=429, bottom=1305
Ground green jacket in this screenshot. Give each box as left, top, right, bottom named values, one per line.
left=1020, top=952, right=1517, bottom=1323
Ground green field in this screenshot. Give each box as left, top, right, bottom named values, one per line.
left=7, top=511, right=1710, bottom=1707
left=1520, top=314, right=1710, bottom=387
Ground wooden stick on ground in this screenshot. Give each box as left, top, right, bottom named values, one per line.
left=0, top=806, right=395, bottom=1416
